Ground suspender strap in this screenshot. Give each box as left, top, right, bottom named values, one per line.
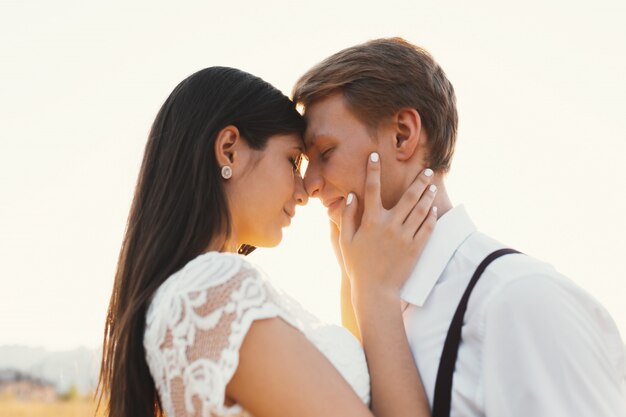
left=432, top=248, right=521, bottom=417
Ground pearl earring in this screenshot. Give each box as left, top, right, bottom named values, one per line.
left=221, top=165, right=233, bottom=179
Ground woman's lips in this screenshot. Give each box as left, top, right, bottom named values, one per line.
left=283, top=209, right=293, bottom=225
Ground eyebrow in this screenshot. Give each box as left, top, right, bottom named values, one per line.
left=304, top=133, right=334, bottom=150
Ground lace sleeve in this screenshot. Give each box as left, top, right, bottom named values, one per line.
left=144, top=252, right=298, bottom=417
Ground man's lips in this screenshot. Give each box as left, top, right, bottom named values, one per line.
left=323, top=197, right=343, bottom=210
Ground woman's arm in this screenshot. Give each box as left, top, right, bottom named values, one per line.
left=227, top=317, right=373, bottom=417
left=340, top=154, right=436, bottom=417
left=356, top=291, right=430, bottom=417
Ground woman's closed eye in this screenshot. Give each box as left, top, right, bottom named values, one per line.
left=290, top=154, right=303, bottom=172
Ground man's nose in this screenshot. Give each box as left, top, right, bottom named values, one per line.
left=303, top=163, right=322, bottom=198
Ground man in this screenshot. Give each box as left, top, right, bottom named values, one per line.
left=293, top=38, right=626, bottom=416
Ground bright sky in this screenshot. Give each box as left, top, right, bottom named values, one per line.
left=1, top=0, right=625, bottom=351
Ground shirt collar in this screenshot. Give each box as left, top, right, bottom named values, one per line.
left=400, top=205, right=477, bottom=307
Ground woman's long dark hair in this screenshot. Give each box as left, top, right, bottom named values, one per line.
left=97, top=67, right=305, bottom=417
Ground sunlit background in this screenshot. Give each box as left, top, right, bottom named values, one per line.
left=1, top=0, right=625, bottom=400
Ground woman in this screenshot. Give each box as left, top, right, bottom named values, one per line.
left=98, top=67, right=437, bottom=417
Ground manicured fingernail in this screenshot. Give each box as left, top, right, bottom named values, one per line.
left=346, top=193, right=354, bottom=205
left=429, top=184, right=437, bottom=193
left=370, top=152, right=379, bottom=163
left=424, top=168, right=433, bottom=177
left=432, top=206, right=438, bottom=214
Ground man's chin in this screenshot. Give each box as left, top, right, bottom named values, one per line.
left=328, top=211, right=340, bottom=227
left=326, top=199, right=344, bottom=226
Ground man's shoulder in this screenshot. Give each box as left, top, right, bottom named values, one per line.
left=477, top=258, right=625, bottom=379
left=454, top=231, right=557, bottom=282
left=460, top=237, right=619, bottom=342
left=454, top=231, right=580, bottom=313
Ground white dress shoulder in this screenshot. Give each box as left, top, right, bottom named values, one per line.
left=144, top=252, right=370, bottom=417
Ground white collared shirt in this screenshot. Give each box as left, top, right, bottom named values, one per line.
left=401, top=205, right=626, bottom=417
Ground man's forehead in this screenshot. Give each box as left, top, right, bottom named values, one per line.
left=303, top=130, right=319, bottom=150
left=303, top=130, right=337, bottom=151
left=303, top=116, right=337, bottom=147
left=302, top=102, right=332, bottom=146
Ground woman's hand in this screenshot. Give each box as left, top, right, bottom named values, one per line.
left=337, top=152, right=436, bottom=417
left=329, top=219, right=345, bottom=270
left=338, top=152, right=437, bottom=310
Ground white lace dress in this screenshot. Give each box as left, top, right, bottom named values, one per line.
left=144, top=252, right=370, bottom=417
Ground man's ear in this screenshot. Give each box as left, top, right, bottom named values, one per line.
left=393, top=108, right=422, bottom=161
left=214, top=125, right=241, bottom=167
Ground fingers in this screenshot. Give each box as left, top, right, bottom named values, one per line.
left=329, top=218, right=346, bottom=271
left=339, top=193, right=357, bottom=245
left=403, top=181, right=438, bottom=237
left=329, top=219, right=341, bottom=255
left=362, top=153, right=382, bottom=219
left=411, top=205, right=438, bottom=255
left=392, top=168, right=434, bottom=224
left=329, top=219, right=340, bottom=241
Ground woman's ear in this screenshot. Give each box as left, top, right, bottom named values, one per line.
left=394, top=108, right=422, bottom=161
left=214, top=125, right=241, bottom=167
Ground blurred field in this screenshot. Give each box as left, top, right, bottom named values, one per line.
left=0, top=399, right=99, bottom=417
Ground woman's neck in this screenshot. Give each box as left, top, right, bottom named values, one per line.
left=205, top=233, right=239, bottom=253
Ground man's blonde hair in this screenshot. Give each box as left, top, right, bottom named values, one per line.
left=293, top=37, right=458, bottom=172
